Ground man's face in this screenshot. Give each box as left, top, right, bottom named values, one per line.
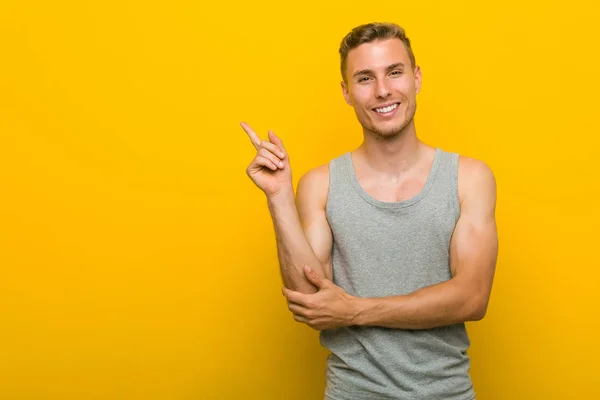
left=342, top=38, right=421, bottom=138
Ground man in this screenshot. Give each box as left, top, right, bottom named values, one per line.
left=241, top=22, right=497, bottom=400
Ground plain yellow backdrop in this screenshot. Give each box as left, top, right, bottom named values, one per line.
left=1, top=0, right=598, bottom=399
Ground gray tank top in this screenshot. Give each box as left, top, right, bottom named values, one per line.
left=321, top=148, right=475, bottom=400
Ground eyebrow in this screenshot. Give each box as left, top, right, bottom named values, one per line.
left=352, top=62, right=405, bottom=78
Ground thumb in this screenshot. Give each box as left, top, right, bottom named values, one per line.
left=304, top=265, right=327, bottom=289
left=268, top=130, right=287, bottom=154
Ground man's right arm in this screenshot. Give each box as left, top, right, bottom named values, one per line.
left=267, top=165, right=332, bottom=294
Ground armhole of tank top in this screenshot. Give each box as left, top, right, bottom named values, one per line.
left=325, top=158, right=336, bottom=218
left=451, top=153, right=461, bottom=222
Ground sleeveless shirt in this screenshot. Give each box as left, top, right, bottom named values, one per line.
left=321, top=148, right=475, bottom=400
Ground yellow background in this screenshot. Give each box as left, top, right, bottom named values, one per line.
left=1, top=1, right=598, bottom=399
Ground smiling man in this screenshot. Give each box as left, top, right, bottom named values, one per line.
left=242, top=22, right=498, bottom=400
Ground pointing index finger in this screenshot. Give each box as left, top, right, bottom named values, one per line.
left=240, top=121, right=262, bottom=150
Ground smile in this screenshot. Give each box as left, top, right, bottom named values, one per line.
left=372, top=102, right=400, bottom=116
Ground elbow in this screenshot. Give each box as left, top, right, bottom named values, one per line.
left=466, top=298, right=489, bottom=321
left=470, top=307, right=487, bottom=321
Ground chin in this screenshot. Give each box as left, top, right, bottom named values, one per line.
left=355, top=107, right=415, bottom=138
left=379, top=109, right=417, bottom=136
left=370, top=120, right=410, bottom=138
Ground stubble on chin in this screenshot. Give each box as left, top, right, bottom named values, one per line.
left=367, top=116, right=414, bottom=141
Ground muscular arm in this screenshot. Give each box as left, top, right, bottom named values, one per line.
left=268, top=165, right=332, bottom=294
left=351, top=157, right=498, bottom=329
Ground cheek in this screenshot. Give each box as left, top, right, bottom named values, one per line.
left=393, top=77, right=416, bottom=94
left=350, top=86, right=373, bottom=107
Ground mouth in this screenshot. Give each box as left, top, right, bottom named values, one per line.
left=372, top=102, right=400, bottom=117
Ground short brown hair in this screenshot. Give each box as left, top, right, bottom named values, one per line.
left=339, top=22, right=416, bottom=81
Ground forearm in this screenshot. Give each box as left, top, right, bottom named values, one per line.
left=352, top=278, right=486, bottom=329
left=267, top=189, right=325, bottom=294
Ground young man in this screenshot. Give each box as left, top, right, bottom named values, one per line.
left=241, top=22, right=497, bottom=400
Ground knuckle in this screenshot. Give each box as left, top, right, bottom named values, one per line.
left=258, top=148, right=271, bottom=157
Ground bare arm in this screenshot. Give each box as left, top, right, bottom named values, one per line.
left=268, top=165, right=332, bottom=294
left=296, top=165, right=333, bottom=281
left=352, top=157, right=498, bottom=329
left=241, top=122, right=332, bottom=294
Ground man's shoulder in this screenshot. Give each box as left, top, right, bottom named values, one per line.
left=296, top=163, right=331, bottom=204
left=300, top=163, right=330, bottom=182
left=297, top=150, right=350, bottom=188
left=298, top=162, right=330, bottom=190
left=454, top=153, right=496, bottom=205
left=456, top=154, right=495, bottom=182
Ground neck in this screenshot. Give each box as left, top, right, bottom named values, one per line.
left=356, top=121, right=425, bottom=177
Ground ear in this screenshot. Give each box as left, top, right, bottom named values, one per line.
left=341, top=80, right=352, bottom=106
left=413, top=65, right=422, bottom=94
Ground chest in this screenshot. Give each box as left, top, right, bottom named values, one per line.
left=356, top=175, right=428, bottom=203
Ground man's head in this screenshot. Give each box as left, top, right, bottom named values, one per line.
left=339, top=22, right=421, bottom=138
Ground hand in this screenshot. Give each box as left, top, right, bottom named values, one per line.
left=282, top=265, right=360, bottom=331
left=241, top=121, right=292, bottom=198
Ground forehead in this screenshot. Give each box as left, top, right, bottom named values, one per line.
left=346, top=38, right=410, bottom=74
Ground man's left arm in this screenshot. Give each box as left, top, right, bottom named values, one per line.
left=283, top=157, right=498, bottom=330
left=352, top=158, right=498, bottom=329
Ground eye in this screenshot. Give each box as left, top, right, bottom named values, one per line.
left=390, top=70, right=403, bottom=76
left=358, top=76, right=371, bottom=83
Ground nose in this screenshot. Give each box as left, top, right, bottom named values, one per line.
left=375, top=79, right=392, bottom=99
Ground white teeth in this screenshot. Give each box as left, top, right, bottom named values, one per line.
left=375, top=103, right=398, bottom=113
